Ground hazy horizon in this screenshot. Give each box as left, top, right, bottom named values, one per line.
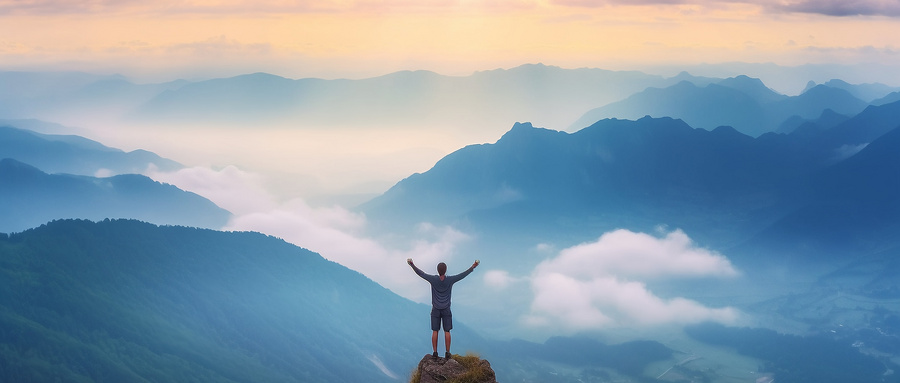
left=5, top=0, right=900, bottom=348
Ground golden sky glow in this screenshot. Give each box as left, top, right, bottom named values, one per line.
left=1, top=0, right=898, bottom=81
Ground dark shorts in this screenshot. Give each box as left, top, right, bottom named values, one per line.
left=431, top=307, right=452, bottom=332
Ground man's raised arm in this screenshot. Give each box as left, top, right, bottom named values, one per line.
left=407, top=258, right=428, bottom=278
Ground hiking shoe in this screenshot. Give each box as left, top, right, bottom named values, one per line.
left=445, top=352, right=452, bottom=360
left=432, top=352, right=439, bottom=358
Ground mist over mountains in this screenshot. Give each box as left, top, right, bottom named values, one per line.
left=0, top=125, right=224, bottom=232
left=0, top=125, right=181, bottom=176
left=4, top=63, right=900, bottom=382
left=6, top=63, right=896, bottom=137
left=2, top=64, right=672, bottom=131
left=0, top=158, right=229, bottom=232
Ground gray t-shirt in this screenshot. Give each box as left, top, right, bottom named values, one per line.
left=412, top=265, right=473, bottom=309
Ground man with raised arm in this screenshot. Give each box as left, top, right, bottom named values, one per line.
left=407, top=258, right=480, bottom=359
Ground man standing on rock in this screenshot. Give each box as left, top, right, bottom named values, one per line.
left=407, top=258, right=479, bottom=359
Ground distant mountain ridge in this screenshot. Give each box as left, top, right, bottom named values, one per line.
left=0, top=158, right=228, bottom=232
left=362, top=100, right=900, bottom=264
left=570, top=76, right=871, bottom=136
left=0, top=125, right=182, bottom=176
left=4, top=66, right=897, bottom=147
left=126, top=64, right=677, bottom=130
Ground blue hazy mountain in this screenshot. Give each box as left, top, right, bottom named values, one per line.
left=3, top=65, right=676, bottom=131
left=803, top=79, right=900, bottom=103
left=0, top=219, right=673, bottom=382
left=0, top=125, right=182, bottom=176
left=738, top=121, right=900, bottom=264
left=775, top=108, right=849, bottom=134
left=874, top=91, right=900, bottom=106
left=0, top=159, right=228, bottom=232
left=570, top=76, right=869, bottom=137
left=126, top=64, right=678, bottom=130
left=362, top=100, right=900, bottom=259
left=0, top=71, right=187, bottom=123
left=816, top=98, right=900, bottom=149
left=361, top=117, right=816, bottom=250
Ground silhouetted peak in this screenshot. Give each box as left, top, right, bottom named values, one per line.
left=802, top=84, right=834, bottom=95
left=670, top=71, right=697, bottom=82
left=512, top=121, right=534, bottom=130
left=720, top=74, right=761, bottom=85
left=823, top=79, right=851, bottom=88
left=498, top=122, right=565, bottom=143
left=0, top=158, right=43, bottom=174
left=717, top=75, right=781, bottom=97
left=673, top=80, right=699, bottom=89
left=803, top=80, right=817, bottom=93
left=711, top=125, right=741, bottom=136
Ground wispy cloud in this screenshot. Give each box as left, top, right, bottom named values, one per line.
left=146, top=165, right=469, bottom=302
left=0, top=0, right=333, bottom=15
left=0, top=0, right=535, bottom=15
left=774, top=0, right=900, bottom=17
left=525, top=229, right=739, bottom=331
left=552, top=0, right=900, bottom=17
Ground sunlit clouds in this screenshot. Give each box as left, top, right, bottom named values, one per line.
left=543, top=229, right=739, bottom=279
left=525, top=229, right=740, bottom=331
left=1, top=0, right=899, bottom=81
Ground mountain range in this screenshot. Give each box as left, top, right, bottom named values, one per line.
left=569, top=76, right=874, bottom=136
left=1, top=65, right=675, bottom=132
left=0, top=158, right=229, bottom=232
left=0, top=219, right=679, bottom=382
left=0, top=123, right=219, bottom=233
left=8, top=64, right=897, bottom=139
left=4, top=65, right=900, bottom=382
left=361, top=99, right=900, bottom=273
left=0, top=125, right=181, bottom=176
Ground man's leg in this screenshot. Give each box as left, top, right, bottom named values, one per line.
left=442, top=309, right=453, bottom=358
left=432, top=331, right=439, bottom=354
left=431, top=308, right=440, bottom=356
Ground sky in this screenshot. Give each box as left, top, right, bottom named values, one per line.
left=1, top=0, right=899, bottom=82
left=4, top=0, right=900, bottom=337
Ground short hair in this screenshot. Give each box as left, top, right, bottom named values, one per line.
left=437, top=262, right=447, bottom=276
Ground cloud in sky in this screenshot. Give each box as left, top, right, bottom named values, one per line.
left=525, top=229, right=740, bottom=331
left=3, top=0, right=900, bottom=83
left=775, top=0, right=900, bottom=17
left=0, top=0, right=529, bottom=15
left=146, top=165, right=469, bottom=303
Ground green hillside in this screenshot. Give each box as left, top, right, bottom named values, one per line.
left=0, top=219, right=423, bottom=382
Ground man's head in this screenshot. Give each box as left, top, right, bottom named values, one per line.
left=437, top=262, right=447, bottom=276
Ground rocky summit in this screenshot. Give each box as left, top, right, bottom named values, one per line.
left=412, top=353, right=497, bottom=383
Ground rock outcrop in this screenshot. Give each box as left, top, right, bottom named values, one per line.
left=412, top=353, right=497, bottom=383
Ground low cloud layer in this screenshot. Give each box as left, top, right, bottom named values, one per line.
left=525, top=229, right=740, bottom=331
left=154, top=166, right=739, bottom=332
left=146, top=165, right=469, bottom=303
